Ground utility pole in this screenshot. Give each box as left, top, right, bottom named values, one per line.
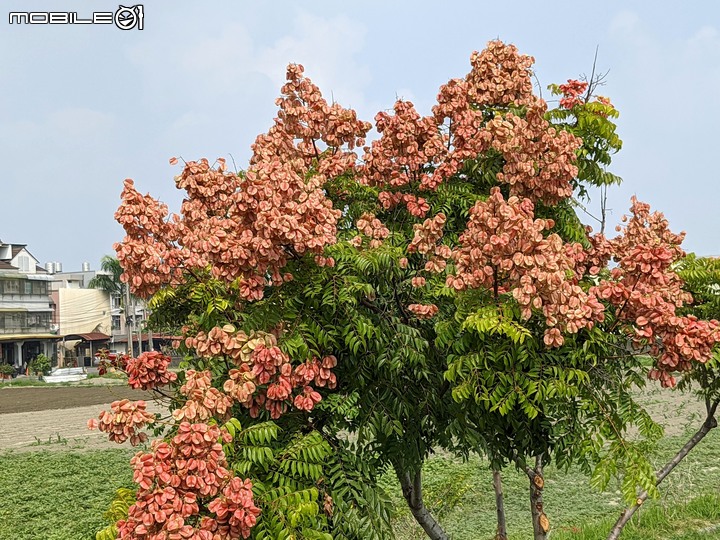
left=148, top=326, right=154, bottom=352
left=125, top=284, right=133, bottom=357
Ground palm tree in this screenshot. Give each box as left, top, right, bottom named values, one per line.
left=88, top=256, right=135, bottom=354
left=88, top=255, right=124, bottom=296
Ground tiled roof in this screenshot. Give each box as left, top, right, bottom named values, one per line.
left=10, top=246, right=26, bottom=258
left=0, top=261, right=16, bottom=270
left=63, top=332, right=111, bottom=341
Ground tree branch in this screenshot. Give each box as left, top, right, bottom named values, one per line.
left=607, top=398, right=720, bottom=540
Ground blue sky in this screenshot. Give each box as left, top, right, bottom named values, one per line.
left=1, top=1, right=718, bottom=270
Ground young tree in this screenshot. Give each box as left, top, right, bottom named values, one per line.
left=607, top=254, right=720, bottom=539
left=96, top=41, right=719, bottom=540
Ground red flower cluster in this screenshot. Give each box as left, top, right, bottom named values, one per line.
left=88, top=399, right=156, bottom=446
left=117, top=422, right=260, bottom=539
left=447, top=188, right=605, bottom=346
left=126, top=351, right=177, bottom=391
left=593, top=198, right=720, bottom=385
left=558, top=79, right=589, bottom=109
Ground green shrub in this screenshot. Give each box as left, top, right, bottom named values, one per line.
left=0, top=363, right=14, bottom=376
left=29, top=354, right=51, bottom=376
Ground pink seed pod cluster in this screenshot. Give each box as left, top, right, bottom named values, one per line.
left=184, top=327, right=337, bottom=419
left=173, top=370, right=234, bottom=423
left=117, top=422, right=260, bottom=539
left=88, top=399, right=156, bottom=446
left=116, top=62, right=371, bottom=303
left=447, top=187, right=605, bottom=347
left=358, top=99, right=448, bottom=190
left=593, top=197, right=720, bottom=385
left=125, top=351, right=177, bottom=391
left=407, top=303, right=440, bottom=319
left=486, top=100, right=581, bottom=205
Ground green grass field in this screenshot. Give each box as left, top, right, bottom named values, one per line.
left=1, top=427, right=718, bottom=540
left=381, top=429, right=720, bottom=539
left=0, top=450, right=134, bottom=540
left=1, top=388, right=718, bottom=540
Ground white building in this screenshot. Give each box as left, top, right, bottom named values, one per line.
left=50, top=269, right=113, bottom=367
left=0, top=240, right=57, bottom=371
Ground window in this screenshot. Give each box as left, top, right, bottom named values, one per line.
left=28, top=313, right=50, bottom=328
left=18, top=255, right=30, bottom=272
left=32, top=281, right=46, bottom=294
left=23, top=281, right=32, bottom=295
left=3, top=313, right=24, bottom=329
left=2, top=280, right=20, bottom=294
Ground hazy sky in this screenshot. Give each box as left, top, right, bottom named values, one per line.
left=1, top=1, right=718, bottom=270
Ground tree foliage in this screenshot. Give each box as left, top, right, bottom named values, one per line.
left=93, top=41, right=720, bottom=539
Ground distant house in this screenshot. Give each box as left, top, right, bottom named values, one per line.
left=0, top=240, right=57, bottom=371
left=50, top=271, right=112, bottom=367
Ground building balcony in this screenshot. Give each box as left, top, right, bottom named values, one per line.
left=0, top=325, right=55, bottom=336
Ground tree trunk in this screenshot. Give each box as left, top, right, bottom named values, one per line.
left=527, top=456, right=549, bottom=540
left=607, top=399, right=719, bottom=540
left=396, top=466, right=449, bottom=540
left=493, top=469, right=508, bottom=540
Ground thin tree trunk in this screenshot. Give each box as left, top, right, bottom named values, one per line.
left=396, top=466, right=449, bottom=540
left=526, top=456, right=549, bottom=540
left=493, top=469, right=508, bottom=540
left=607, top=399, right=719, bottom=540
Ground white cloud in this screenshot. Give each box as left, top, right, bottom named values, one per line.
left=254, top=13, right=371, bottom=111
left=127, top=11, right=371, bottom=113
